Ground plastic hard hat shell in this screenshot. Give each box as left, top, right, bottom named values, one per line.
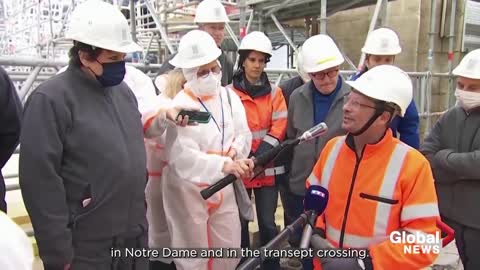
left=302, top=34, right=345, bottom=73
left=345, top=65, right=412, bottom=117
left=194, top=0, right=230, bottom=23
left=66, top=0, right=142, bottom=53
left=238, top=31, right=273, bottom=56
left=452, top=49, right=480, bottom=80
left=361, top=28, right=402, bottom=56
left=170, top=30, right=222, bottom=69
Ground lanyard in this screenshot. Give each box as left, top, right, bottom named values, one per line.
left=198, top=92, right=225, bottom=153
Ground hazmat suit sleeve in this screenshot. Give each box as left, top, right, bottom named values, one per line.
left=142, top=104, right=171, bottom=139
left=19, top=92, right=73, bottom=267
left=165, top=125, right=232, bottom=185
left=227, top=87, right=252, bottom=159
left=164, top=92, right=234, bottom=185
left=124, top=66, right=158, bottom=115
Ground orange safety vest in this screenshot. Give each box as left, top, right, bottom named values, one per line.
left=230, top=84, right=288, bottom=188
left=306, top=130, right=440, bottom=270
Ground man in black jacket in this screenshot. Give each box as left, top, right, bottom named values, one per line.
left=0, top=66, right=22, bottom=214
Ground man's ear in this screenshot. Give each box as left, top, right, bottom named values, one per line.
left=380, top=110, right=394, bottom=125
left=78, top=51, right=91, bottom=67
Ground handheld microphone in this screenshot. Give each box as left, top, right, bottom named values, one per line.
left=299, top=185, right=329, bottom=249
left=237, top=184, right=329, bottom=270
left=200, top=123, right=328, bottom=200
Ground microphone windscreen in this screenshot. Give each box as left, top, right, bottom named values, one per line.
left=304, top=185, right=329, bottom=214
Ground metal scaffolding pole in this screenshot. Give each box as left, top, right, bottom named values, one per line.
left=320, top=0, right=327, bottom=34
left=239, top=0, right=247, bottom=38
left=130, top=0, right=137, bottom=43
left=225, top=23, right=240, bottom=48
left=426, top=0, right=437, bottom=133
left=264, top=0, right=297, bottom=17
left=143, top=0, right=175, bottom=54
left=19, top=66, right=41, bottom=103
left=357, top=0, right=385, bottom=70
left=243, top=11, right=253, bottom=35
left=378, top=0, right=389, bottom=27
left=271, top=13, right=298, bottom=54
left=447, top=0, right=457, bottom=108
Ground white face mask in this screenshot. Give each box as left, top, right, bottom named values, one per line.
left=455, top=88, right=480, bottom=110
left=184, top=69, right=222, bottom=97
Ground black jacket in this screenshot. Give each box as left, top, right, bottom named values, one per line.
left=0, top=66, right=22, bottom=213
left=19, top=64, right=148, bottom=266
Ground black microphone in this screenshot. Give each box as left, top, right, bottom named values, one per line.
left=237, top=184, right=329, bottom=270
left=200, top=122, right=328, bottom=200
left=299, top=185, right=329, bottom=249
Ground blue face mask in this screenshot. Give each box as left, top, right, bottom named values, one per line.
left=95, top=60, right=126, bottom=87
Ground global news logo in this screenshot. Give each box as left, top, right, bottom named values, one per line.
left=390, top=231, right=441, bottom=255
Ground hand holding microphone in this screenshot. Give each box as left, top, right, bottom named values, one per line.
left=200, top=122, right=328, bottom=200
left=222, top=159, right=254, bottom=179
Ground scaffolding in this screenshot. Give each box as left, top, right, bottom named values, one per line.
left=0, top=2, right=464, bottom=252
left=0, top=0, right=459, bottom=130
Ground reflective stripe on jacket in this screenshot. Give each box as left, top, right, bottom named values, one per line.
left=230, top=84, right=288, bottom=188
left=307, top=130, right=440, bottom=270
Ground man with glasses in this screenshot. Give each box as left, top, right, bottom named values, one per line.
left=284, top=34, right=350, bottom=270
left=307, top=65, right=439, bottom=270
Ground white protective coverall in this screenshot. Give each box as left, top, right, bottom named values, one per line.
left=142, top=92, right=176, bottom=264
left=162, top=86, right=252, bottom=270
left=0, top=212, right=34, bottom=270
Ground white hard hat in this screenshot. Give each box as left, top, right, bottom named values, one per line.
left=170, top=30, right=221, bottom=69
left=296, top=47, right=310, bottom=82
left=0, top=212, right=34, bottom=270
left=452, top=49, right=480, bottom=79
left=238, top=31, right=272, bottom=56
left=345, top=65, right=412, bottom=117
left=194, top=0, right=230, bottom=23
left=302, top=34, right=345, bottom=73
left=66, top=0, right=142, bottom=53
left=361, top=28, right=402, bottom=55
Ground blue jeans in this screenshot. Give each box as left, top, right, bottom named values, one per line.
left=277, top=175, right=313, bottom=270
left=240, top=186, right=280, bottom=270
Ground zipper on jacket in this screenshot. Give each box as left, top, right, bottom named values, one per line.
left=338, top=150, right=364, bottom=248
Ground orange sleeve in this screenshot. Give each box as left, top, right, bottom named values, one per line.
left=306, top=138, right=339, bottom=232
left=266, top=87, right=288, bottom=143
left=369, top=154, right=440, bottom=270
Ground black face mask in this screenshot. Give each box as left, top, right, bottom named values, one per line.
left=95, top=60, right=126, bottom=87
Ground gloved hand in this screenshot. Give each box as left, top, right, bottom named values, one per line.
left=254, top=139, right=275, bottom=158
left=320, top=257, right=364, bottom=270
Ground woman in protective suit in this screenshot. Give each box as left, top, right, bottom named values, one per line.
left=163, top=30, right=254, bottom=270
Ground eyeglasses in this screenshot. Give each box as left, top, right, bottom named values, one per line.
left=343, top=95, right=378, bottom=110
left=197, top=65, right=221, bottom=79
left=310, top=69, right=339, bottom=80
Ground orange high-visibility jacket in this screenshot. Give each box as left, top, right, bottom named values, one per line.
left=230, top=84, right=288, bottom=188
left=306, top=130, right=440, bottom=270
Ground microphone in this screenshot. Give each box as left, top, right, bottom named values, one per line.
left=299, top=122, right=328, bottom=142
left=200, top=123, right=328, bottom=200
left=299, top=185, right=329, bottom=249
left=237, top=184, right=329, bottom=270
